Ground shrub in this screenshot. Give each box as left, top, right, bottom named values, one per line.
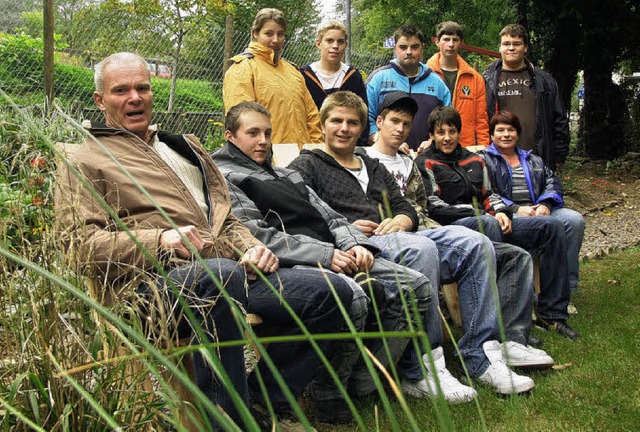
left=0, top=33, right=44, bottom=94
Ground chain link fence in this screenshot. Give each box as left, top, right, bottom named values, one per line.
left=0, top=1, right=393, bottom=144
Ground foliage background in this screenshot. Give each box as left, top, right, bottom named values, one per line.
left=1, top=1, right=640, bottom=430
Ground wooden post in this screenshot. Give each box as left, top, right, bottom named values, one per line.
left=223, top=15, right=233, bottom=75
left=43, top=0, right=55, bottom=113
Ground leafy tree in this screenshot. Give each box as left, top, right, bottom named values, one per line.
left=131, top=0, right=229, bottom=111
left=55, top=0, right=101, bottom=50
left=229, top=0, right=319, bottom=41
left=353, top=0, right=514, bottom=69
left=0, top=0, right=39, bottom=33
left=514, top=0, right=640, bottom=159
left=577, top=0, right=639, bottom=158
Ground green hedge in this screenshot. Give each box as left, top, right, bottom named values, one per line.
left=1, top=32, right=222, bottom=112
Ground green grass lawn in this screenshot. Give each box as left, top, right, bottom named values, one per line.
left=316, top=248, right=640, bottom=431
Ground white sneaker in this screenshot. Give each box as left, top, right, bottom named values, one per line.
left=401, top=347, right=477, bottom=404
left=502, top=341, right=554, bottom=369
left=478, top=341, right=535, bottom=395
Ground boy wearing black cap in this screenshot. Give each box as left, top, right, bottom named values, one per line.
left=290, top=91, right=543, bottom=398
left=367, top=91, right=556, bottom=389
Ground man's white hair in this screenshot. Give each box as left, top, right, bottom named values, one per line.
left=94, top=52, right=150, bottom=92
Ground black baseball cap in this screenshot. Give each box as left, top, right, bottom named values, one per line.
left=377, top=91, right=419, bottom=117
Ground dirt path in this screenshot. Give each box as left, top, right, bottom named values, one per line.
left=562, top=154, right=640, bottom=260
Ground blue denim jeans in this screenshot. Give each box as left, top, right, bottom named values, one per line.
left=246, top=267, right=353, bottom=414
left=416, top=226, right=498, bottom=377
left=492, top=242, right=535, bottom=345
left=368, top=232, right=445, bottom=380
left=551, top=207, right=585, bottom=292
left=293, top=267, right=369, bottom=403
left=348, top=257, right=432, bottom=396
left=156, top=259, right=250, bottom=430
left=454, top=214, right=570, bottom=321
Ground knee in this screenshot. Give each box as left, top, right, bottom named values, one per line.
left=325, top=273, right=355, bottom=309
left=197, top=259, right=247, bottom=303
left=478, top=216, right=503, bottom=241
left=403, top=236, right=439, bottom=265
left=348, top=285, right=370, bottom=329
left=405, top=269, right=435, bottom=314
left=545, top=218, right=567, bottom=239
left=566, top=210, right=586, bottom=232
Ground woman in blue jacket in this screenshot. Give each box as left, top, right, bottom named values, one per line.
left=480, top=111, right=585, bottom=299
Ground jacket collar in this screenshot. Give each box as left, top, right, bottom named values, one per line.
left=389, top=59, right=433, bottom=82
left=83, top=120, right=159, bottom=143
left=216, top=141, right=277, bottom=173
left=304, top=147, right=379, bottom=174
left=487, top=58, right=537, bottom=79
left=424, top=143, right=468, bottom=163
left=248, top=41, right=279, bottom=66
left=486, top=142, right=533, bottom=159
left=427, top=52, right=474, bottom=76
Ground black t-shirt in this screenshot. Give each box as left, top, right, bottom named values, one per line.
left=497, top=68, right=536, bottom=150
left=442, top=69, right=458, bottom=96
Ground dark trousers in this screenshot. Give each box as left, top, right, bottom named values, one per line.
left=149, top=259, right=353, bottom=429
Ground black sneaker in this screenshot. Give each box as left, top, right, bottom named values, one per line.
left=535, top=318, right=579, bottom=340
left=249, top=404, right=275, bottom=432
left=528, top=335, right=544, bottom=348
left=315, top=398, right=353, bottom=424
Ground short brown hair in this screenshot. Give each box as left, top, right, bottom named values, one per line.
left=499, top=24, right=528, bottom=46
left=225, top=102, right=271, bottom=136
left=394, top=24, right=425, bottom=45
left=316, top=20, right=347, bottom=42
left=319, top=91, right=368, bottom=130
left=489, top=110, right=522, bottom=136
left=251, top=8, right=286, bottom=39
left=428, top=106, right=462, bottom=134
left=435, top=21, right=464, bottom=40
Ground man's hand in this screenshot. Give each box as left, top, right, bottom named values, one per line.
left=160, top=225, right=214, bottom=259
left=352, top=219, right=379, bottom=237
left=241, top=245, right=279, bottom=280
left=494, top=212, right=512, bottom=235
left=331, top=249, right=359, bottom=275
left=415, top=138, right=432, bottom=155
left=374, top=217, right=402, bottom=235
left=534, top=205, right=551, bottom=216
left=348, top=246, right=374, bottom=272
left=398, top=143, right=411, bottom=156
left=516, top=205, right=537, bottom=217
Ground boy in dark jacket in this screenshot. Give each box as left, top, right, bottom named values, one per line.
left=290, top=91, right=538, bottom=397
left=416, top=106, right=578, bottom=340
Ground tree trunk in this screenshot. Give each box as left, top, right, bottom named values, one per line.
left=580, top=68, right=627, bottom=160
left=578, top=1, right=629, bottom=160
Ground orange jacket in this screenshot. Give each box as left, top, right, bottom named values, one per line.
left=427, top=53, right=489, bottom=147
left=223, top=42, right=322, bottom=148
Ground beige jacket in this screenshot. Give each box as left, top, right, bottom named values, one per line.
left=55, top=124, right=261, bottom=303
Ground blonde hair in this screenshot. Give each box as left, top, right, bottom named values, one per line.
left=319, top=91, right=368, bottom=127
left=316, top=19, right=348, bottom=42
